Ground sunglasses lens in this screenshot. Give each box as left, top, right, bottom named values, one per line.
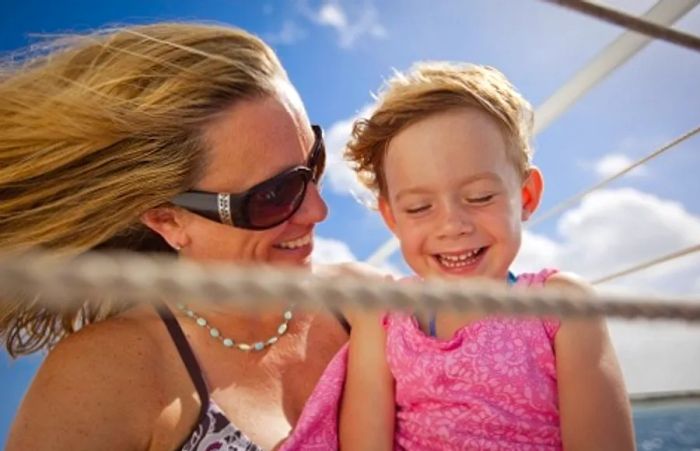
left=313, top=145, right=326, bottom=184
left=307, top=125, right=326, bottom=185
left=248, top=171, right=308, bottom=228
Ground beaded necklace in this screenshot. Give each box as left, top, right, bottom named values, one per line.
left=177, top=303, right=293, bottom=352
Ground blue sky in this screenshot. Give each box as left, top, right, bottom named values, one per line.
left=2, top=0, right=700, bottom=444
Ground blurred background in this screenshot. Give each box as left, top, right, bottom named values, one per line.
left=1, top=0, right=699, bottom=448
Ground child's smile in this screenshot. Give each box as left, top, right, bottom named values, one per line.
left=434, top=246, right=487, bottom=274
left=378, top=107, right=542, bottom=281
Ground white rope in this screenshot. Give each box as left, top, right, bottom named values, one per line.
left=1, top=251, right=699, bottom=322
left=533, top=0, right=699, bottom=134
left=528, top=125, right=700, bottom=228
left=365, top=236, right=400, bottom=267
left=592, top=243, right=700, bottom=285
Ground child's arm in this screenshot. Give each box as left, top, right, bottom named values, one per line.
left=339, top=310, right=395, bottom=451
left=548, top=272, right=635, bottom=451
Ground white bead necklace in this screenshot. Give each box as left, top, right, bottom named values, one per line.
left=177, top=303, right=293, bottom=352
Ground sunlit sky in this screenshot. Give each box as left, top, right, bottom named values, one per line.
left=2, top=0, right=699, bottom=444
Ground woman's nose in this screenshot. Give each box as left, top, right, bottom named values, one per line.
left=292, top=182, right=328, bottom=225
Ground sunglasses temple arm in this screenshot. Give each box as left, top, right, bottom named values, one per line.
left=171, top=192, right=226, bottom=224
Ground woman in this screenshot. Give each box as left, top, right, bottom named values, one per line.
left=1, top=23, right=351, bottom=450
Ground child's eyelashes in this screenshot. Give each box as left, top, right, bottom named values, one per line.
left=401, top=193, right=497, bottom=215
left=405, top=205, right=431, bottom=215
left=466, top=193, right=496, bottom=204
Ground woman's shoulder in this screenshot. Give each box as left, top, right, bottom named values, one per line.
left=50, top=305, right=166, bottom=371
left=7, top=306, right=170, bottom=450
left=47, top=305, right=176, bottom=406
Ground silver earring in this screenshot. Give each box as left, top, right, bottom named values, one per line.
left=173, top=243, right=182, bottom=251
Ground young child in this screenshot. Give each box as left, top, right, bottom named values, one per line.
left=281, top=63, right=634, bottom=450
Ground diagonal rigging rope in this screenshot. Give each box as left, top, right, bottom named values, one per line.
left=0, top=251, right=698, bottom=322
left=528, top=125, right=700, bottom=228
left=542, top=0, right=700, bottom=53
left=592, top=243, right=700, bottom=285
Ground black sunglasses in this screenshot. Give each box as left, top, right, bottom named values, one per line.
left=172, top=125, right=326, bottom=230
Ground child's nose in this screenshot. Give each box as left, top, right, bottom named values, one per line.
left=437, top=203, right=475, bottom=239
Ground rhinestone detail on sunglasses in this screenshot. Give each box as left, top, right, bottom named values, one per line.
left=217, top=193, right=233, bottom=226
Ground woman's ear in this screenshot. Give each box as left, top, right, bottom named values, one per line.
left=521, top=167, right=544, bottom=221
left=140, top=207, right=190, bottom=251
left=378, top=195, right=398, bottom=235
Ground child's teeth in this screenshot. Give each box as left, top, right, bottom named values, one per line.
left=441, top=248, right=478, bottom=261
left=438, top=248, right=481, bottom=267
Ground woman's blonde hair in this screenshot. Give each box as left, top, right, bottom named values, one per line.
left=0, top=22, right=287, bottom=356
left=345, top=62, right=534, bottom=198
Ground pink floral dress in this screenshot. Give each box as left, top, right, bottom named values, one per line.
left=282, top=269, right=561, bottom=450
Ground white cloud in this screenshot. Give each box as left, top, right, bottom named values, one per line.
left=313, top=235, right=404, bottom=277
left=312, top=236, right=358, bottom=264
left=307, top=1, right=386, bottom=48
left=324, top=104, right=376, bottom=206
left=516, top=189, right=700, bottom=285
left=577, top=135, right=663, bottom=179
left=516, top=230, right=560, bottom=272
left=556, top=189, right=699, bottom=283
left=514, top=188, right=700, bottom=393
left=517, top=188, right=700, bottom=297
left=318, top=3, right=348, bottom=29
left=264, top=21, right=307, bottom=46
left=593, top=153, right=647, bottom=178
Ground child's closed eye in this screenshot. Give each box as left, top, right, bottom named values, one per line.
left=405, top=204, right=431, bottom=214
left=466, top=193, right=496, bottom=204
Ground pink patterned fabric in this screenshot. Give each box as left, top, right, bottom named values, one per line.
left=281, top=269, right=561, bottom=451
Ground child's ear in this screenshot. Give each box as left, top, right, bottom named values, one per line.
left=378, top=195, right=398, bottom=234
left=521, top=167, right=544, bottom=221
left=140, top=206, right=190, bottom=250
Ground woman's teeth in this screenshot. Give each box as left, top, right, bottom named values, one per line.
left=437, top=248, right=483, bottom=268
left=277, top=234, right=311, bottom=249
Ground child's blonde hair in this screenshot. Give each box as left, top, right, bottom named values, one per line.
left=345, top=62, right=535, bottom=198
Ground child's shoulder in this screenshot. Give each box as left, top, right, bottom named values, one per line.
left=514, top=268, right=558, bottom=287
left=541, top=270, right=594, bottom=295
left=514, top=268, right=592, bottom=293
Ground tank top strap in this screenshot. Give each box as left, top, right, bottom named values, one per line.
left=156, top=305, right=210, bottom=409
left=331, top=308, right=351, bottom=334
left=427, top=272, right=518, bottom=337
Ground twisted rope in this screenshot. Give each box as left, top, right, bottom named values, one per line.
left=528, top=125, right=700, bottom=227
left=542, top=0, right=700, bottom=53
left=0, top=251, right=698, bottom=322
left=592, top=243, right=700, bottom=285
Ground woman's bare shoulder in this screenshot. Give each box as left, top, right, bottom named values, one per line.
left=6, top=306, right=169, bottom=451
left=48, top=306, right=166, bottom=377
